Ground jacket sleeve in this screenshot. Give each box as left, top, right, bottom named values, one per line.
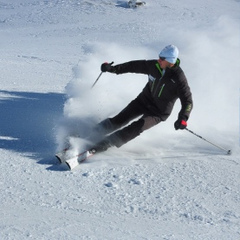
left=113, top=60, right=155, bottom=75
left=177, top=71, right=193, bottom=121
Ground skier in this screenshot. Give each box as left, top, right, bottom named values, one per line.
left=88, top=45, right=193, bottom=154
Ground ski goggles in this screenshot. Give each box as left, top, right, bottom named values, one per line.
left=159, top=56, right=166, bottom=61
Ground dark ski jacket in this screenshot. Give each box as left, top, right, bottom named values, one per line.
left=113, top=59, right=193, bottom=121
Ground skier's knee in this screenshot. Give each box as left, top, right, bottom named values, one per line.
left=141, top=116, right=161, bottom=131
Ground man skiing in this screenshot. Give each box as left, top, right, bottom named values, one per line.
left=88, top=45, right=193, bottom=154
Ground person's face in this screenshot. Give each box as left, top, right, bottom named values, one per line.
left=158, top=57, right=173, bottom=69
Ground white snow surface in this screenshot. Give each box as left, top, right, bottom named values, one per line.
left=0, top=0, right=240, bottom=239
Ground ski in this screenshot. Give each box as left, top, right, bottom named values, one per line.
left=65, top=150, right=94, bottom=170
left=55, top=147, right=70, bottom=163
left=55, top=149, right=94, bottom=170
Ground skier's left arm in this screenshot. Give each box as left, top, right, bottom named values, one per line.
left=174, top=75, right=193, bottom=130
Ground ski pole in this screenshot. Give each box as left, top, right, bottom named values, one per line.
left=91, top=71, right=103, bottom=89
left=91, top=61, right=114, bottom=89
left=185, top=128, right=232, bottom=155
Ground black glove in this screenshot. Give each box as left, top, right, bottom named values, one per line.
left=174, top=118, right=187, bottom=130
left=101, top=61, right=116, bottom=73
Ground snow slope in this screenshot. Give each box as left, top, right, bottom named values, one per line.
left=0, top=0, right=240, bottom=239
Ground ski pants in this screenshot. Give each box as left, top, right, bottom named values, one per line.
left=99, top=98, right=161, bottom=147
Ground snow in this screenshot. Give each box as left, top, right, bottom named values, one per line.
left=0, top=0, right=240, bottom=239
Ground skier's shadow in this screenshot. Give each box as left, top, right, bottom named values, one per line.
left=0, top=90, right=65, bottom=168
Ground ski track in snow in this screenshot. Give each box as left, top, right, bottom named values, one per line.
left=0, top=0, right=240, bottom=239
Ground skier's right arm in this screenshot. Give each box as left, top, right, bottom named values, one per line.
left=101, top=60, right=154, bottom=75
